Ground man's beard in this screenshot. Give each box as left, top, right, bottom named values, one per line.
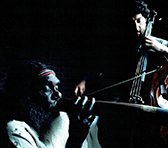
left=23, top=99, right=59, bottom=133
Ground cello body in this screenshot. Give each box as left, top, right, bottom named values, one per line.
left=138, top=52, right=168, bottom=106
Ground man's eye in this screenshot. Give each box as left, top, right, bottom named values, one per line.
left=40, top=86, right=52, bottom=93
left=41, top=87, right=47, bottom=92
left=137, top=19, right=141, bottom=23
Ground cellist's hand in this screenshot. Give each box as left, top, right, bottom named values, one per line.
left=74, top=80, right=86, bottom=96
left=145, top=36, right=168, bottom=53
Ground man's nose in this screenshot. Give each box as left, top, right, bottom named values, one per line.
left=135, top=22, right=140, bottom=31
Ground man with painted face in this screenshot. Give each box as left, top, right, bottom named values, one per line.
left=0, top=60, right=100, bottom=148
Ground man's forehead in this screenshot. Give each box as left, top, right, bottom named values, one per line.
left=132, top=13, right=143, bottom=20
left=38, top=74, right=60, bottom=87
left=45, top=74, right=60, bottom=84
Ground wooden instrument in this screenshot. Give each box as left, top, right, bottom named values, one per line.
left=129, top=11, right=158, bottom=105
left=58, top=98, right=168, bottom=125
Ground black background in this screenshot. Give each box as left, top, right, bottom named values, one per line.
left=0, top=1, right=167, bottom=147
left=0, top=0, right=167, bottom=97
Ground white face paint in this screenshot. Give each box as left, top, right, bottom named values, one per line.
left=132, top=13, right=147, bottom=37
left=38, top=73, right=62, bottom=109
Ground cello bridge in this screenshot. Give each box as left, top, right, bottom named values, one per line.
left=129, top=95, right=145, bottom=104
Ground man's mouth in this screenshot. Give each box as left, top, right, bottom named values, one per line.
left=49, top=98, right=61, bottom=108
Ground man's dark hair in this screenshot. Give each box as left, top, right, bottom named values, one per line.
left=5, top=60, right=54, bottom=97
left=1, top=60, right=58, bottom=133
left=2, top=60, right=55, bottom=118
left=129, top=0, right=151, bottom=19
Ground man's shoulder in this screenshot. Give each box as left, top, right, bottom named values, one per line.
left=6, top=120, right=41, bottom=147
left=7, top=120, right=37, bottom=135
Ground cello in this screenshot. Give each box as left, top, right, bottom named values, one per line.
left=128, top=9, right=168, bottom=106
left=128, top=8, right=168, bottom=146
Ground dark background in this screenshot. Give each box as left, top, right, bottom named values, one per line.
left=0, top=0, right=167, bottom=98
left=0, top=1, right=167, bottom=147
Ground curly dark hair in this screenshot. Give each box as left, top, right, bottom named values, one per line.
left=129, top=0, right=151, bottom=19
left=5, top=60, right=55, bottom=99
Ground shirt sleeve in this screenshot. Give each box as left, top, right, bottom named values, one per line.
left=6, top=120, right=46, bottom=148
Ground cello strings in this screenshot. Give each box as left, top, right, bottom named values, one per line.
left=130, top=53, right=144, bottom=97
left=135, top=52, right=148, bottom=97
